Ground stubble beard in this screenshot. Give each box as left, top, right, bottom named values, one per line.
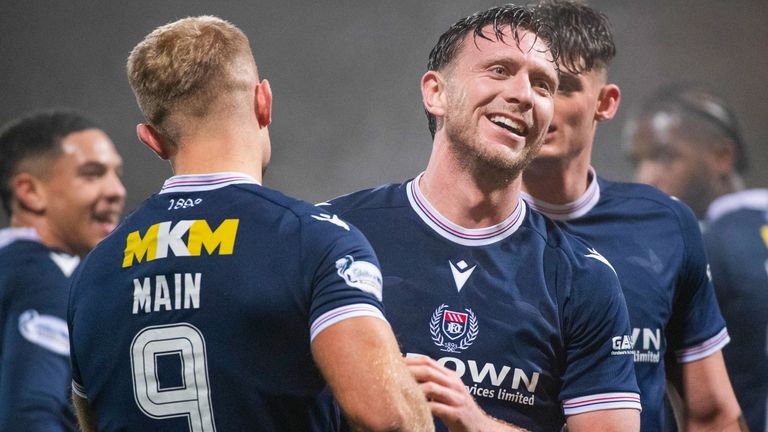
left=443, top=97, right=543, bottom=189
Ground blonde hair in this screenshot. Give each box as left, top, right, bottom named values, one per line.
left=127, top=16, right=255, bottom=141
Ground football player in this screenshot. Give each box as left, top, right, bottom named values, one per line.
left=626, top=84, right=760, bottom=431
left=67, top=16, right=432, bottom=432
left=0, top=110, right=125, bottom=431
left=324, top=4, right=640, bottom=431
left=522, top=2, right=744, bottom=431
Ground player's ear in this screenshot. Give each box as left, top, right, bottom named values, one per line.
left=255, top=79, right=272, bottom=128
left=12, top=172, right=47, bottom=214
left=422, top=70, right=448, bottom=119
left=595, top=83, right=621, bottom=122
left=136, top=123, right=171, bottom=160
left=713, top=139, right=736, bottom=175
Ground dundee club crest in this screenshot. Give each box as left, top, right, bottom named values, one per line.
left=431, top=304, right=478, bottom=353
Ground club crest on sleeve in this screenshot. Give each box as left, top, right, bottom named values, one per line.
left=430, top=304, right=478, bottom=353
left=18, top=309, right=70, bottom=356
left=335, top=255, right=383, bottom=300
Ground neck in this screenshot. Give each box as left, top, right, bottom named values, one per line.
left=420, top=139, right=522, bottom=228
left=171, top=118, right=267, bottom=182
left=522, top=153, right=592, bottom=204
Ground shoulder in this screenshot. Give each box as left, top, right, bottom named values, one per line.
left=565, top=233, right=619, bottom=281
left=525, top=209, right=620, bottom=290
left=599, top=177, right=700, bottom=232
left=599, top=177, right=689, bottom=214
left=0, top=240, right=73, bottom=281
left=521, top=206, right=563, bottom=249
left=706, top=188, right=768, bottom=223
left=322, top=182, right=408, bottom=216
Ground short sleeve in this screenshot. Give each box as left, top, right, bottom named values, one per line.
left=560, top=246, right=641, bottom=416
left=299, top=212, right=387, bottom=342
left=0, top=262, right=75, bottom=430
left=667, top=204, right=728, bottom=363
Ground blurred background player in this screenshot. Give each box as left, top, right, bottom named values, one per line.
left=0, top=110, right=125, bottom=431
left=324, top=4, right=640, bottom=431
left=67, top=15, right=432, bottom=432
left=626, top=83, right=765, bottom=432
left=520, top=2, right=744, bottom=431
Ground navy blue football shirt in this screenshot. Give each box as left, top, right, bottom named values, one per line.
left=704, top=189, right=768, bottom=432
left=68, top=173, right=386, bottom=431
left=326, top=174, right=640, bottom=432
left=0, top=228, right=79, bottom=431
left=522, top=170, right=728, bottom=432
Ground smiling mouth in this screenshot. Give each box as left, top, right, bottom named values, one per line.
left=93, top=211, right=120, bottom=228
left=489, top=115, right=528, bottom=137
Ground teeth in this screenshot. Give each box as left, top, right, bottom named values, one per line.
left=489, top=115, right=524, bottom=135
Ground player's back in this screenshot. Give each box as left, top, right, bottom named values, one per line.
left=704, top=188, right=768, bottom=432
left=68, top=174, right=383, bottom=431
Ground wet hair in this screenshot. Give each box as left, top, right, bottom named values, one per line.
left=635, top=83, right=748, bottom=173
left=535, top=0, right=616, bottom=75
left=425, top=4, right=560, bottom=137
left=0, top=110, right=99, bottom=216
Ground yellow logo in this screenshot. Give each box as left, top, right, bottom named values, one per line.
left=123, top=219, right=239, bottom=267
left=761, top=225, right=768, bottom=248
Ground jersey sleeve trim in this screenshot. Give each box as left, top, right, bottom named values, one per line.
left=310, top=303, right=387, bottom=342
left=675, top=327, right=730, bottom=363
left=562, top=392, right=642, bottom=415
left=72, top=380, right=87, bottom=399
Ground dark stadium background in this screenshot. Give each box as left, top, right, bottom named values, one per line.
left=1, top=0, right=766, bottom=226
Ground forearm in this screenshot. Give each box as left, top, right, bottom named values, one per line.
left=685, top=409, right=746, bottom=432
left=478, top=415, right=528, bottom=432
left=314, top=317, right=434, bottom=431
left=72, top=393, right=97, bottom=432
left=674, top=352, right=744, bottom=432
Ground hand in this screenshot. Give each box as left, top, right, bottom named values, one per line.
left=405, top=355, right=523, bottom=432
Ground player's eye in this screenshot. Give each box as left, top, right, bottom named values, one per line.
left=491, top=65, right=508, bottom=76
left=78, top=163, right=107, bottom=180
left=534, top=80, right=553, bottom=94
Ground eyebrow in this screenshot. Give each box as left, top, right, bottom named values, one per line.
left=77, top=160, right=123, bottom=174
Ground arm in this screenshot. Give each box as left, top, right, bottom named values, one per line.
left=565, top=409, right=639, bottom=432
left=666, top=203, right=745, bottom=430
left=72, top=393, right=97, bottom=432
left=404, top=356, right=525, bottom=432
left=667, top=351, right=746, bottom=431
left=312, top=316, right=434, bottom=432
left=0, top=298, right=72, bottom=431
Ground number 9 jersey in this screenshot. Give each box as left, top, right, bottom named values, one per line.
left=67, top=173, right=386, bottom=431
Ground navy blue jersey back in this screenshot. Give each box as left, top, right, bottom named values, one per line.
left=0, top=229, right=79, bottom=431
left=326, top=176, right=639, bottom=432
left=704, top=189, right=768, bottom=432
left=523, top=174, right=727, bottom=432
left=68, top=173, right=385, bottom=432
